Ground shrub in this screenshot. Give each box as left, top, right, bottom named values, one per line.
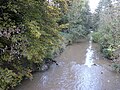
left=91, top=32, right=102, bottom=43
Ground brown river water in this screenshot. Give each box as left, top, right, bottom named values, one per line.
left=15, top=37, right=120, bottom=90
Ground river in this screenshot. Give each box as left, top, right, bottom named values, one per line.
left=15, top=36, right=120, bottom=90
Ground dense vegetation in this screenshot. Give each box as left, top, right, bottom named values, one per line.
left=0, top=0, right=91, bottom=89
left=1, top=0, right=120, bottom=89
left=92, top=0, right=120, bottom=70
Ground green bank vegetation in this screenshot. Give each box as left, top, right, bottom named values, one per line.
left=92, top=0, right=120, bottom=72
left=0, top=0, right=91, bottom=89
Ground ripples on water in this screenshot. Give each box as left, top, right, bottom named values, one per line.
left=15, top=31, right=120, bottom=90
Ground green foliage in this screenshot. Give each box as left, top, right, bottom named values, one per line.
left=0, top=0, right=63, bottom=89
left=60, top=32, right=73, bottom=45
left=112, top=62, right=120, bottom=73
left=102, top=47, right=115, bottom=59
left=67, top=0, right=91, bottom=41
left=91, top=32, right=102, bottom=43
left=0, top=0, right=91, bottom=89
left=92, top=0, right=120, bottom=59
left=0, top=68, right=22, bottom=90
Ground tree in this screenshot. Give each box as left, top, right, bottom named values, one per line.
left=92, top=0, right=120, bottom=59
left=0, top=0, right=69, bottom=89
left=66, top=0, right=91, bottom=40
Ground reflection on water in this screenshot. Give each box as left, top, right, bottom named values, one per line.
left=85, top=31, right=94, bottom=67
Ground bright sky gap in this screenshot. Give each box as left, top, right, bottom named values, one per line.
left=89, top=0, right=100, bottom=13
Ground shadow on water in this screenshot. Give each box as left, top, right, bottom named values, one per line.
left=15, top=32, right=120, bottom=90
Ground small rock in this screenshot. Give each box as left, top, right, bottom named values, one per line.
left=93, top=63, right=97, bottom=66
left=41, top=65, right=49, bottom=71
left=101, top=71, right=103, bottom=74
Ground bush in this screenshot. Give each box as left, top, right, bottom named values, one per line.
left=102, top=48, right=114, bottom=59
left=0, top=0, right=90, bottom=89
left=0, top=68, right=23, bottom=90
left=112, top=63, right=120, bottom=73
left=91, top=32, right=102, bottom=43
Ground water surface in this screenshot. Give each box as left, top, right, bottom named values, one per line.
left=15, top=39, right=120, bottom=90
